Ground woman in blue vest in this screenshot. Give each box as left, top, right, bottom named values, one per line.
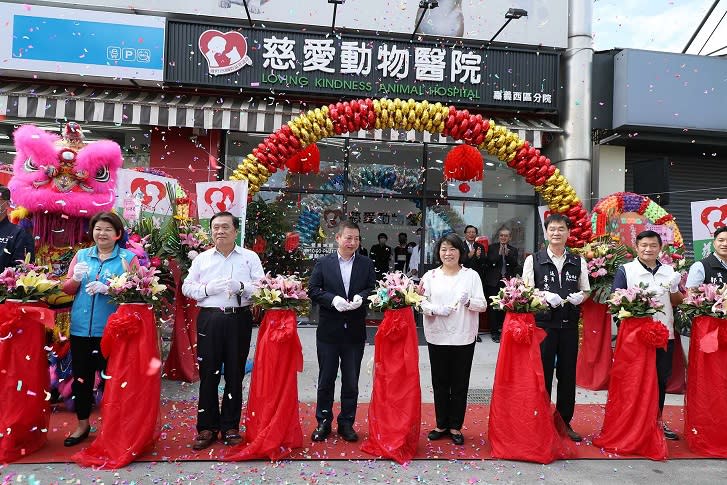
left=60, top=211, right=138, bottom=447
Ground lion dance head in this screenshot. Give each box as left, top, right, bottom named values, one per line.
left=9, top=122, right=123, bottom=246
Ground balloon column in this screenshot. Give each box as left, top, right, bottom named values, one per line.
left=231, top=98, right=591, bottom=247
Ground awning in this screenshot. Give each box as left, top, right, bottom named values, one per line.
left=0, top=82, right=302, bottom=132
left=0, top=83, right=562, bottom=147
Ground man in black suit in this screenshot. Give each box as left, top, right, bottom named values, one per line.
left=485, top=227, right=520, bottom=342
left=308, top=221, right=376, bottom=443
left=462, top=225, right=487, bottom=278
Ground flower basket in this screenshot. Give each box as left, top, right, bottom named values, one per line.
left=576, top=237, right=635, bottom=304
left=225, top=307, right=303, bottom=461
left=575, top=297, right=613, bottom=390
left=361, top=306, right=421, bottom=464
left=489, top=311, right=574, bottom=463
left=684, top=315, right=727, bottom=457
left=251, top=273, right=309, bottom=314
left=0, top=300, right=52, bottom=463
left=593, top=316, right=668, bottom=460
left=367, top=271, right=424, bottom=312
left=73, top=303, right=161, bottom=469
left=0, top=258, right=61, bottom=304
left=489, top=277, right=549, bottom=314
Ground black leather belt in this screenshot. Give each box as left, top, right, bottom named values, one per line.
left=200, top=306, right=250, bottom=315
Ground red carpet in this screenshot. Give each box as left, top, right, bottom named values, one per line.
left=12, top=401, right=705, bottom=463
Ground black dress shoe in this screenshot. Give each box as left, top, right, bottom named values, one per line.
left=192, top=430, right=218, bottom=451
left=63, top=427, right=90, bottom=447
left=475, top=335, right=482, bottom=342
left=337, top=424, right=359, bottom=442
left=427, top=428, right=449, bottom=440
left=450, top=431, right=465, bottom=445
left=663, top=425, right=679, bottom=441
left=565, top=425, right=583, bottom=442
left=311, top=424, right=331, bottom=442
left=491, top=334, right=501, bottom=343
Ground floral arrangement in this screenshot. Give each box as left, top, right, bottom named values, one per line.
left=678, top=283, right=727, bottom=320
left=575, top=236, right=635, bottom=303
left=179, top=225, right=212, bottom=263
left=607, top=282, right=664, bottom=319
left=368, top=271, right=425, bottom=311
left=608, top=283, right=670, bottom=348
left=591, top=192, right=684, bottom=248
left=489, top=277, right=549, bottom=313
left=0, top=257, right=61, bottom=303
left=659, top=244, right=692, bottom=292
left=106, top=263, right=168, bottom=308
left=251, top=273, right=309, bottom=313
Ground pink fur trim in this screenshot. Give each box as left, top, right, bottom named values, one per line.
left=8, top=124, right=122, bottom=217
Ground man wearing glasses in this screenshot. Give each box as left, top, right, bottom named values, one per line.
left=522, top=213, right=590, bottom=442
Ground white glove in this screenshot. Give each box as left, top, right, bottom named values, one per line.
left=85, top=281, right=109, bottom=295
left=332, top=296, right=351, bottom=312
left=72, top=262, right=90, bottom=282
left=226, top=280, right=243, bottom=295
left=566, top=291, right=585, bottom=306
left=348, top=294, right=363, bottom=310
left=669, top=273, right=681, bottom=293
left=433, top=305, right=453, bottom=317
left=544, top=291, right=564, bottom=307
left=205, top=279, right=229, bottom=296
left=457, top=292, right=469, bottom=306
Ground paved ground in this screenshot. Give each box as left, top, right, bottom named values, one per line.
left=2, top=327, right=720, bottom=485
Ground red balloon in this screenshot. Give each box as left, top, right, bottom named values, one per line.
left=458, top=182, right=471, bottom=193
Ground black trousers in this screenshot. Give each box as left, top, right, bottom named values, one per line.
left=196, top=308, right=253, bottom=433
left=656, top=339, right=675, bottom=413
left=539, top=326, right=579, bottom=425
left=70, top=335, right=106, bottom=421
left=427, top=341, right=476, bottom=430
left=315, top=339, right=365, bottom=427
left=485, top=284, right=505, bottom=335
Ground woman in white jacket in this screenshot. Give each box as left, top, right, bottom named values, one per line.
left=420, top=233, right=487, bottom=445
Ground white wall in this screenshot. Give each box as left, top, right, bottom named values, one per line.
left=10, top=0, right=569, bottom=48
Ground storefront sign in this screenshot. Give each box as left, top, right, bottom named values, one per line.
left=691, top=199, right=727, bottom=259
left=166, top=22, right=559, bottom=109
left=0, top=3, right=165, bottom=82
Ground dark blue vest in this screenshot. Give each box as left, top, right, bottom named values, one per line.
left=532, top=249, right=582, bottom=329
left=701, top=254, right=727, bottom=286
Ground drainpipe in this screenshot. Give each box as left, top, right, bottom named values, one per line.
left=550, top=0, right=594, bottom=209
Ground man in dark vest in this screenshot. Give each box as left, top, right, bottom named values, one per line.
left=522, top=213, right=590, bottom=442
left=686, top=226, right=727, bottom=288
left=0, top=185, right=34, bottom=271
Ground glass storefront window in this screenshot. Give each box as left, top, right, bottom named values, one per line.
left=225, top=132, right=345, bottom=191
left=0, top=120, right=151, bottom=169
left=346, top=194, right=422, bottom=265
left=426, top=144, right=534, bottom=202
left=422, top=201, right=535, bottom=271
left=348, top=140, right=424, bottom=196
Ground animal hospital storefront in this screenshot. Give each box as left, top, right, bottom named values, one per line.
left=164, top=19, right=565, bottom=278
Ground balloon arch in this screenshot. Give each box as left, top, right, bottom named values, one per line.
left=229, top=97, right=592, bottom=247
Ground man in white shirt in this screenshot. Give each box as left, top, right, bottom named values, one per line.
left=182, top=211, right=265, bottom=451
left=522, top=213, right=590, bottom=442
left=612, top=230, right=683, bottom=440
